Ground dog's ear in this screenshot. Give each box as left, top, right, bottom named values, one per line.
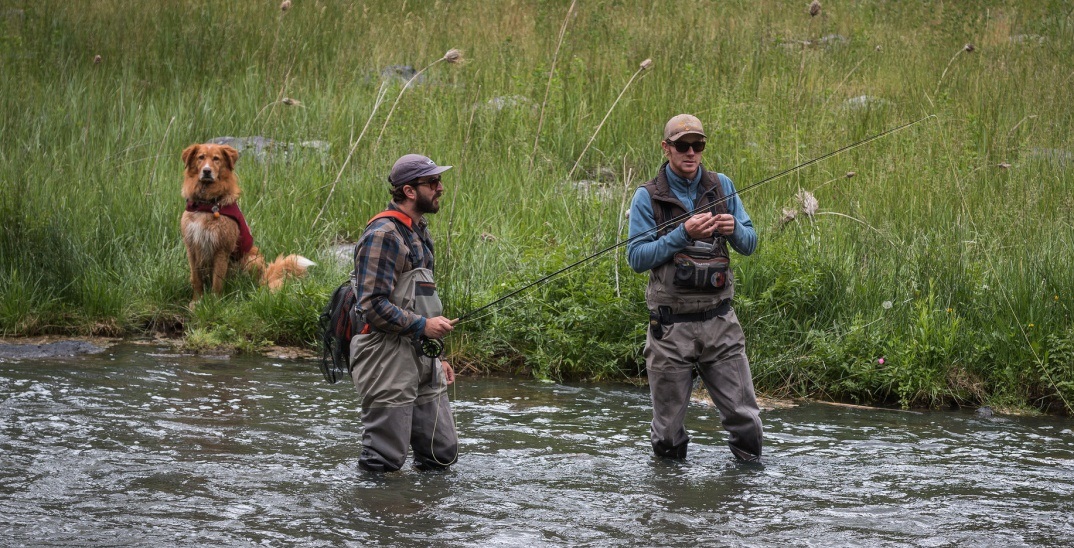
left=221, top=145, right=239, bottom=169
left=181, top=144, right=200, bottom=168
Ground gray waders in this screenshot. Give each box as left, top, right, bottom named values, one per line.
left=349, top=268, right=458, bottom=472
left=645, top=306, right=762, bottom=461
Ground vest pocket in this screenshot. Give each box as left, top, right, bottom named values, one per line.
left=672, top=252, right=728, bottom=291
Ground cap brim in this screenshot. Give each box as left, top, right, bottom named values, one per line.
left=667, top=131, right=706, bottom=141
left=426, top=165, right=452, bottom=176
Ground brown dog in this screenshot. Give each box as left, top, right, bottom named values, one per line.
left=180, top=143, right=314, bottom=302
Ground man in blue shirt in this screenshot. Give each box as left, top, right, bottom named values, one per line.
left=626, top=114, right=763, bottom=462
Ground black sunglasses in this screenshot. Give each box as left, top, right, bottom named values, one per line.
left=667, top=140, right=706, bottom=153
left=411, top=176, right=442, bottom=188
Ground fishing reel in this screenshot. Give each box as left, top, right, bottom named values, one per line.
left=413, top=335, right=444, bottom=358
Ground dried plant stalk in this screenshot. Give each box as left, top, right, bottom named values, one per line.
left=567, top=58, right=652, bottom=181
left=374, top=49, right=463, bottom=151
left=530, top=0, right=577, bottom=169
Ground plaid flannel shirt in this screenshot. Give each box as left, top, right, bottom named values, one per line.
left=351, top=203, right=435, bottom=335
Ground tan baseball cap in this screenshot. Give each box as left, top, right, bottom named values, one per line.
left=663, top=114, right=706, bottom=141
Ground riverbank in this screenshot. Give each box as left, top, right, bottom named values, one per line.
left=2, top=1, right=1072, bottom=413
left=2, top=335, right=1018, bottom=416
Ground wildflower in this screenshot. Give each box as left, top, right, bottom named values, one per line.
left=809, top=0, right=821, bottom=17
left=997, top=162, right=1011, bottom=169
left=640, top=58, right=653, bottom=71
left=846, top=171, right=856, bottom=178
left=882, top=300, right=893, bottom=310
left=280, top=0, right=291, bottom=11
left=1055, top=295, right=1060, bottom=301
left=282, top=97, right=301, bottom=106
left=1028, top=323, right=1035, bottom=328
left=946, top=307, right=952, bottom=313
left=93, top=55, right=102, bottom=64
left=878, top=358, right=885, bottom=365
left=964, top=43, right=975, bottom=53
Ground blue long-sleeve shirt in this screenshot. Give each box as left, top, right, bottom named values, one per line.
left=627, top=164, right=757, bottom=273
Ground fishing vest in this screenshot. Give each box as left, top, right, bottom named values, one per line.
left=642, top=163, right=735, bottom=315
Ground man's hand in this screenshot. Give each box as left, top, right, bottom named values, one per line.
left=713, top=213, right=736, bottom=236
left=424, top=316, right=458, bottom=339
left=684, top=212, right=719, bottom=240
left=440, top=360, right=456, bottom=385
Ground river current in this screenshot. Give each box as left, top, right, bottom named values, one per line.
left=1, top=343, right=1072, bottom=546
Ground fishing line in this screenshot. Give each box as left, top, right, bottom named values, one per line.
left=455, top=115, right=934, bottom=324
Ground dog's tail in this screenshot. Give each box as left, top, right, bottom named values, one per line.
left=262, top=254, right=316, bottom=291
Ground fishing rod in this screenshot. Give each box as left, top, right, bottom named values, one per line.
left=455, top=114, right=935, bottom=324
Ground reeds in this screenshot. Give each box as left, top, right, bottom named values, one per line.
left=311, top=81, right=392, bottom=228
left=373, top=48, right=464, bottom=151
left=566, top=58, right=652, bottom=181
left=934, top=43, right=976, bottom=96
left=530, top=0, right=577, bottom=169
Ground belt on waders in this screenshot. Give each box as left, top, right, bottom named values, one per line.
left=650, top=299, right=731, bottom=326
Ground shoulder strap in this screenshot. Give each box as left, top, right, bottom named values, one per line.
left=354, top=209, right=417, bottom=265
left=366, top=210, right=413, bottom=230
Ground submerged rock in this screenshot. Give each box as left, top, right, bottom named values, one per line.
left=0, top=340, right=106, bottom=360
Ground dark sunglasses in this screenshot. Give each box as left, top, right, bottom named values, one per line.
left=412, top=176, right=442, bottom=188
left=667, top=140, right=706, bottom=153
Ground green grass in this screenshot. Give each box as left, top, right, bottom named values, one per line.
left=1, top=0, right=1072, bottom=412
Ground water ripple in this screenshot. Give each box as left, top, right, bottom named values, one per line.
left=0, top=345, right=1072, bottom=546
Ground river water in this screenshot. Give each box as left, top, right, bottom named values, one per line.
left=1, top=343, right=1072, bottom=546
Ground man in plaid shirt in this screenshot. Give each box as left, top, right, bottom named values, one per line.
left=349, top=153, right=459, bottom=472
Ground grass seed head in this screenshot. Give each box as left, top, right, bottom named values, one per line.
left=846, top=171, right=856, bottom=178
left=443, top=48, right=463, bottom=64
left=640, top=58, right=653, bottom=70
left=282, top=97, right=301, bottom=106
left=93, top=54, right=102, bottom=64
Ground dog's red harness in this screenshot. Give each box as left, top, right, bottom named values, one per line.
left=185, top=200, right=254, bottom=260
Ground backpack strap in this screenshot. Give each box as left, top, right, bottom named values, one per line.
left=352, top=209, right=416, bottom=263
left=366, top=210, right=413, bottom=230
left=353, top=209, right=417, bottom=336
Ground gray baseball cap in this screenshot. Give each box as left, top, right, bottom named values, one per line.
left=388, top=154, right=452, bottom=186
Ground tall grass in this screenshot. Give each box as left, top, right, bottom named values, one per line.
left=1, top=1, right=1071, bottom=412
